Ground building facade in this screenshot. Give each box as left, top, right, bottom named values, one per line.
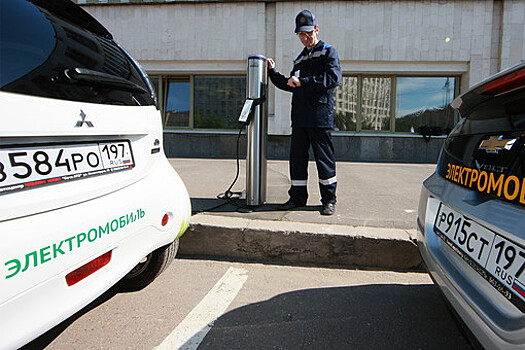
left=76, top=0, right=525, bottom=162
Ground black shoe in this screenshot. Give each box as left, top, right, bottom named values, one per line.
left=321, top=203, right=336, bottom=215
left=279, top=199, right=306, bottom=210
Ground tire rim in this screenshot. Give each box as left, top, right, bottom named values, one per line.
left=125, top=254, right=151, bottom=279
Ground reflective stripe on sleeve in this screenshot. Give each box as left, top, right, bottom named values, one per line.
left=319, top=176, right=337, bottom=186
left=294, top=49, right=327, bottom=64
left=311, top=49, right=327, bottom=58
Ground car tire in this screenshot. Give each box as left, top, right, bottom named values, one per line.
left=118, top=239, right=179, bottom=291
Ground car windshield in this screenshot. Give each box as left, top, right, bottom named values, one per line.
left=0, top=0, right=155, bottom=106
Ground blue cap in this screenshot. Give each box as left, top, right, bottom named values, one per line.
left=295, top=10, right=317, bottom=33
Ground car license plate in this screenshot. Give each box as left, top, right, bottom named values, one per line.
left=434, top=202, right=525, bottom=313
left=0, top=141, right=134, bottom=195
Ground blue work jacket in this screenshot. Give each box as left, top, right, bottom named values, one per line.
left=269, top=40, right=342, bottom=128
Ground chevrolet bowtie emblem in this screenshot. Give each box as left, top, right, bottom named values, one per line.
left=479, top=136, right=516, bottom=153
left=75, top=110, right=94, bottom=128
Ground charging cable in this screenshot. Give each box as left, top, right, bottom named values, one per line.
left=192, top=95, right=271, bottom=214
left=192, top=124, right=253, bottom=214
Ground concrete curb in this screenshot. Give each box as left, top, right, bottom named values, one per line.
left=178, top=214, right=422, bottom=270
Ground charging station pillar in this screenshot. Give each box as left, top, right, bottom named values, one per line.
left=246, top=55, right=268, bottom=206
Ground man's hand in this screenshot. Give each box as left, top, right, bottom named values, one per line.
left=287, top=76, right=301, bottom=88
left=267, top=58, right=275, bottom=69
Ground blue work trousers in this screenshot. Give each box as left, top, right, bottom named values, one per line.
left=288, top=127, right=337, bottom=205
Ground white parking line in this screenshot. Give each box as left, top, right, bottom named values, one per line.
left=154, top=267, right=249, bottom=350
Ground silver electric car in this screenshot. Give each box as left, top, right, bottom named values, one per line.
left=417, top=62, right=525, bottom=349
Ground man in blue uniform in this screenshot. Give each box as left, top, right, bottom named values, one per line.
left=268, top=9, right=342, bottom=215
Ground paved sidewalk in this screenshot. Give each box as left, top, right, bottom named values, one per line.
left=169, top=158, right=436, bottom=270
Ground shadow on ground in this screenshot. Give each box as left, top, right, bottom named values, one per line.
left=191, top=197, right=321, bottom=215
left=189, top=284, right=474, bottom=350
left=22, top=282, right=474, bottom=350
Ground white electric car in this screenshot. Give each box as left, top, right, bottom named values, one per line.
left=0, top=0, right=191, bottom=348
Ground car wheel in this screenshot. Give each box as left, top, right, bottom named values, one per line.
left=118, top=239, right=179, bottom=291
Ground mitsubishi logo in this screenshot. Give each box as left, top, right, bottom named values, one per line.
left=75, top=110, right=94, bottom=128
left=479, top=136, right=516, bottom=154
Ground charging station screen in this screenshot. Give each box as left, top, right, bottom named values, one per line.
left=239, top=99, right=254, bottom=124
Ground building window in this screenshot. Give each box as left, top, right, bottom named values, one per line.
left=334, top=76, right=358, bottom=131
left=334, top=75, right=459, bottom=133
left=152, top=74, right=246, bottom=130
left=194, top=76, right=245, bottom=129
left=165, top=78, right=191, bottom=128
left=361, top=77, right=392, bottom=131
left=152, top=73, right=458, bottom=134
left=395, top=77, right=456, bottom=133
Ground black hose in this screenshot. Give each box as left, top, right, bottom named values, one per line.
left=192, top=124, right=253, bottom=214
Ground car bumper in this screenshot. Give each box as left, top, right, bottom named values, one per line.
left=417, top=178, right=525, bottom=350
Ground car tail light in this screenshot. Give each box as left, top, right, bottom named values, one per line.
left=481, top=66, right=525, bottom=95
left=417, top=217, right=425, bottom=236
left=161, top=214, right=169, bottom=226
left=66, top=251, right=112, bottom=286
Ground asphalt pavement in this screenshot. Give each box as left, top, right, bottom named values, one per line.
left=169, top=158, right=437, bottom=270
left=38, top=259, right=473, bottom=350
